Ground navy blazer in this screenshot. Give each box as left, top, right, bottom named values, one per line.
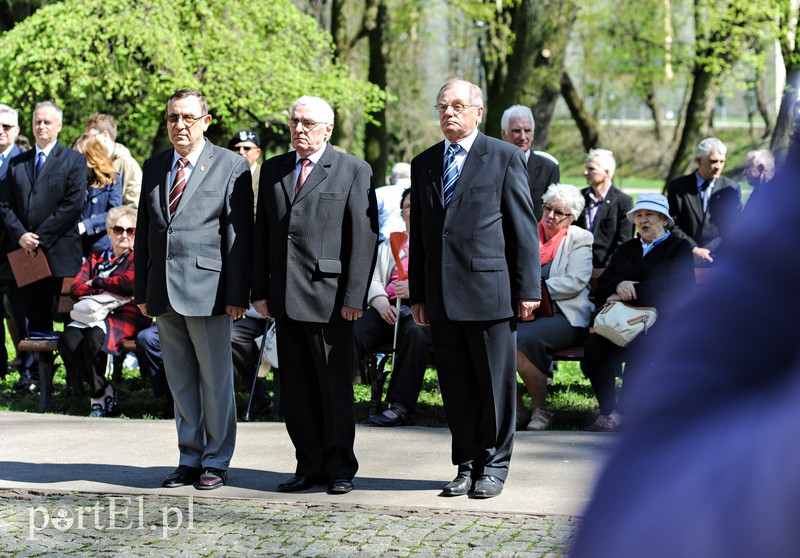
left=81, top=172, right=123, bottom=255
left=409, top=132, right=540, bottom=321
left=575, top=185, right=634, bottom=268
left=667, top=173, right=742, bottom=253
left=0, top=142, right=86, bottom=277
left=527, top=151, right=560, bottom=221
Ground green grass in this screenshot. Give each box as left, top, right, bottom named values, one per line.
left=0, top=343, right=600, bottom=430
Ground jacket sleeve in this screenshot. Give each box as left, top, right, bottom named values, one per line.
left=341, top=161, right=379, bottom=309
left=223, top=158, right=253, bottom=308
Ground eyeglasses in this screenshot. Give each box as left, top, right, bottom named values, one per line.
left=165, top=114, right=208, bottom=127
left=542, top=204, right=571, bottom=220
left=111, top=226, right=136, bottom=236
left=234, top=145, right=256, bottom=152
left=288, top=119, right=324, bottom=131
left=434, top=103, right=477, bottom=115
left=0, top=124, right=15, bottom=132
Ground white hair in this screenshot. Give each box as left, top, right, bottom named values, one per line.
left=586, top=149, right=616, bottom=180
left=501, top=105, right=535, bottom=134
left=390, top=162, right=410, bottom=183
left=290, top=96, right=335, bottom=124
left=0, top=104, right=19, bottom=126
left=542, top=183, right=585, bottom=219
left=696, top=137, right=727, bottom=158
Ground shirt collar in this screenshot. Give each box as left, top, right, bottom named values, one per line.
left=296, top=143, right=327, bottom=165
left=172, top=138, right=207, bottom=169
left=444, top=127, right=479, bottom=154
left=35, top=141, right=57, bottom=158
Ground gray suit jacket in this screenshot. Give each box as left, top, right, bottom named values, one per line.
left=251, top=143, right=378, bottom=323
left=134, top=140, right=253, bottom=316
left=409, top=132, right=540, bottom=321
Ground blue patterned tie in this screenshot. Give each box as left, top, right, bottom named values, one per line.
left=442, top=143, right=461, bottom=207
left=35, top=151, right=44, bottom=178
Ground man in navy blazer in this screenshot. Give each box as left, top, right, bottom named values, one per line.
left=0, top=104, right=32, bottom=383
left=135, top=90, right=253, bottom=491
left=410, top=79, right=540, bottom=499
left=575, top=149, right=634, bottom=268
left=252, top=96, right=377, bottom=496
left=666, top=137, right=742, bottom=266
left=0, top=101, right=85, bottom=344
left=500, top=105, right=559, bottom=221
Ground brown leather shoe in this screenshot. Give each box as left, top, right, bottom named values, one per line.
left=195, top=467, right=227, bottom=490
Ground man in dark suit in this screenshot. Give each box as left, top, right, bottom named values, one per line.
left=0, top=101, right=86, bottom=387
left=134, top=89, right=253, bottom=491
left=410, top=79, right=540, bottom=499
left=0, top=104, right=32, bottom=382
left=500, top=104, right=559, bottom=220
left=666, top=137, right=742, bottom=266
left=575, top=148, right=634, bottom=267
left=252, top=95, right=377, bottom=496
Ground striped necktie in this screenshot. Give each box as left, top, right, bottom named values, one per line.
left=168, top=157, right=189, bottom=216
left=442, top=143, right=461, bottom=207
left=35, top=151, right=45, bottom=178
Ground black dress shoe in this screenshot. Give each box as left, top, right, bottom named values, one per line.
left=367, top=406, right=415, bottom=427
left=472, top=475, right=504, bottom=499
left=162, top=465, right=202, bottom=488
left=196, top=467, right=227, bottom=490
left=327, top=479, right=354, bottom=495
left=441, top=473, right=472, bottom=497
left=277, top=475, right=318, bottom=492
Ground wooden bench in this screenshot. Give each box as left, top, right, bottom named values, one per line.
left=365, top=266, right=713, bottom=414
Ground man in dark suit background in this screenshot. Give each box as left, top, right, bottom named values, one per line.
left=0, top=104, right=32, bottom=383
left=666, top=137, right=742, bottom=266
left=500, top=104, right=559, bottom=221
left=252, top=95, right=377, bottom=496
left=135, top=89, right=253, bottom=491
left=575, top=148, right=634, bottom=267
left=0, top=101, right=86, bottom=388
left=410, top=79, right=540, bottom=499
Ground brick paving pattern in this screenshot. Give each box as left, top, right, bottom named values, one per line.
left=0, top=490, right=579, bottom=557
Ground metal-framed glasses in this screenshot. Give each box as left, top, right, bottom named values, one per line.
left=288, top=119, right=324, bottom=131
left=434, top=102, right=476, bottom=115
left=165, top=114, right=208, bottom=127
left=542, top=204, right=571, bottom=220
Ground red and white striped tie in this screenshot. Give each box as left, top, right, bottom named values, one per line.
left=168, top=157, right=189, bottom=216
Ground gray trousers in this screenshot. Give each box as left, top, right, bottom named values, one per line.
left=158, top=305, right=237, bottom=470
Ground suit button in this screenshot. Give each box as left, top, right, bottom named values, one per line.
left=288, top=233, right=294, bottom=239
left=168, top=227, right=173, bottom=234
left=167, top=254, right=173, bottom=261
left=443, top=231, right=449, bottom=238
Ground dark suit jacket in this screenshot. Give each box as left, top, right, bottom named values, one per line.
left=251, top=143, right=378, bottom=323
left=0, top=142, right=86, bottom=277
left=575, top=185, right=634, bottom=268
left=134, top=140, right=253, bottom=316
left=409, top=132, right=540, bottom=321
left=527, top=151, right=559, bottom=221
left=0, top=144, right=24, bottom=281
left=667, top=173, right=742, bottom=253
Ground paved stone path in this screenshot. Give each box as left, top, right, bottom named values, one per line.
left=0, top=489, right=579, bottom=557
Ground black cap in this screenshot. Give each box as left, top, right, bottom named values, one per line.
left=228, top=129, right=261, bottom=149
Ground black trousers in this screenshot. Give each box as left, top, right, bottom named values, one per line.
left=353, top=305, right=431, bottom=410
left=430, top=318, right=517, bottom=482
left=275, top=316, right=357, bottom=481
left=57, top=325, right=108, bottom=397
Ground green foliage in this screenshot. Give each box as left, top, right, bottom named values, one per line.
left=0, top=0, right=382, bottom=159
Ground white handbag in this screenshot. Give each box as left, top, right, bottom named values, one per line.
left=593, top=301, right=658, bottom=347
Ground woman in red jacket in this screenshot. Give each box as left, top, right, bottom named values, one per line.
left=57, top=205, right=151, bottom=416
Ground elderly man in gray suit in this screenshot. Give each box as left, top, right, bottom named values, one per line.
left=252, top=95, right=377, bottom=496
left=134, top=89, right=253, bottom=491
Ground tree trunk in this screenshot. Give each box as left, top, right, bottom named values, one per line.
left=560, top=70, right=600, bottom=151
left=665, top=67, right=717, bottom=186
left=754, top=73, right=772, bottom=139
left=363, top=0, right=388, bottom=184
left=771, top=66, right=800, bottom=167
left=644, top=89, right=664, bottom=142
left=532, top=88, right=560, bottom=151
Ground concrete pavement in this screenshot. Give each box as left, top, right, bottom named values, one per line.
left=0, top=411, right=615, bottom=555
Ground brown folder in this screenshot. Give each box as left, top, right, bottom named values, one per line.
left=7, top=248, right=52, bottom=288
left=534, top=279, right=553, bottom=318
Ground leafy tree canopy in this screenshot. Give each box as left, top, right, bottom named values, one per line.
left=0, top=0, right=383, bottom=159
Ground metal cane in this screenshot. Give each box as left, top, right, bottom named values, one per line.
left=243, top=319, right=272, bottom=422
left=389, top=297, right=402, bottom=379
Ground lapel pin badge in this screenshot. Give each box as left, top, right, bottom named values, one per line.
left=199, top=165, right=207, bottom=172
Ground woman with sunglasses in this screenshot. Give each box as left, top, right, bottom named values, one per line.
left=57, top=205, right=151, bottom=417
left=72, top=133, right=123, bottom=256
left=516, top=183, right=595, bottom=431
